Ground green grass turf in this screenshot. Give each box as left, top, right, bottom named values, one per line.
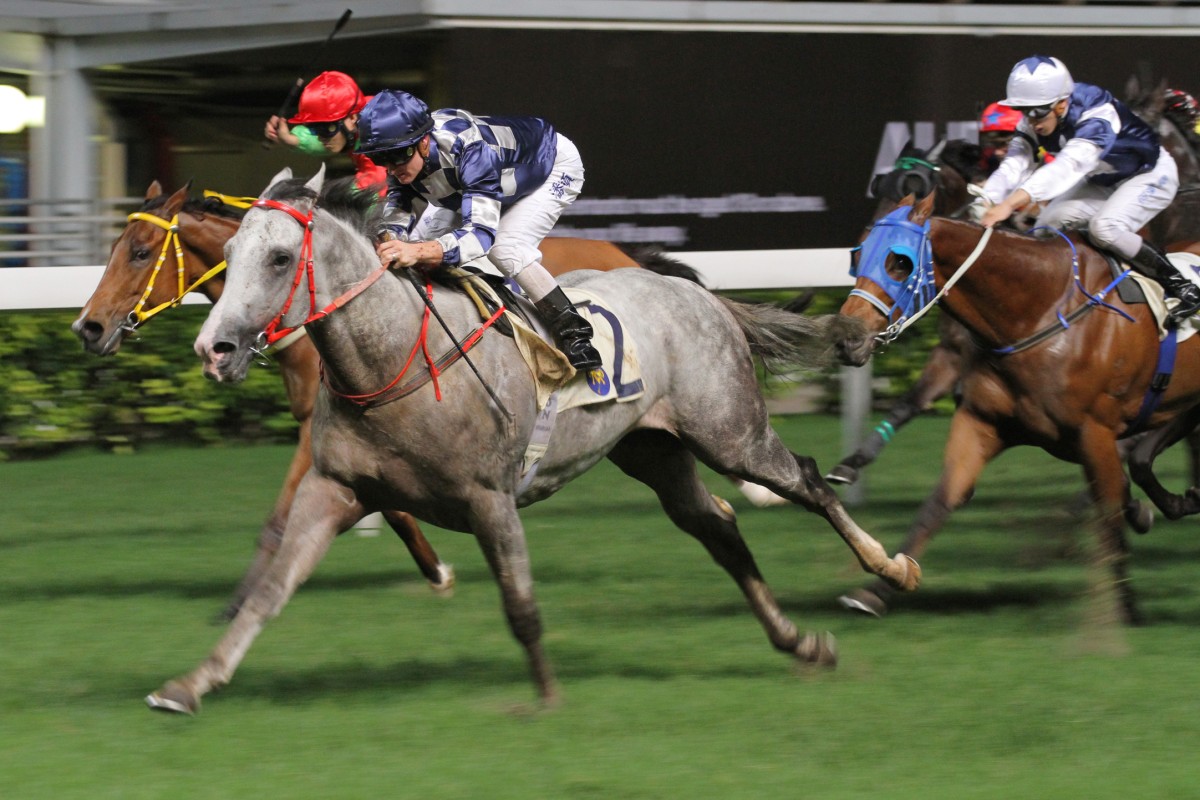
left=2, top=414, right=1199, bottom=799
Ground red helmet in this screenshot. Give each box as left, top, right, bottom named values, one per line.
left=288, top=71, right=366, bottom=124
left=980, top=101, right=1023, bottom=133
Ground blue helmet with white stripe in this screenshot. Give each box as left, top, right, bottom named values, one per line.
left=1002, top=55, right=1074, bottom=108
left=356, top=90, right=434, bottom=155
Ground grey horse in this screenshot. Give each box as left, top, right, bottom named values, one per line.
left=147, top=167, right=919, bottom=714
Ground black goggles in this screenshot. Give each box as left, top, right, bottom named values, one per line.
left=304, top=120, right=347, bottom=141
left=372, top=144, right=419, bottom=168
left=1017, top=105, right=1055, bottom=121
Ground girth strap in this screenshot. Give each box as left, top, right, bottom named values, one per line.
left=1126, top=326, right=1178, bottom=436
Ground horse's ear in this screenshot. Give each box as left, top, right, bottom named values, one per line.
left=304, top=163, right=326, bottom=195
left=264, top=167, right=293, bottom=195
left=911, top=190, right=936, bottom=223
left=164, top=183, right=190, bottom=214
left=145, top=181, right=163, bottom=201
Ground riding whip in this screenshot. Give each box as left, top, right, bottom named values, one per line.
left=261, top=9, right=354, bottom=150
left=401, top=267, right=514, bottom=421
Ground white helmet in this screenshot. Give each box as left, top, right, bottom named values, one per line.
left=1001, top=55, right=1074, bottom=107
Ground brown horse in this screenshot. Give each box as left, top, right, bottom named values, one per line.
left=826, top=140, right=981, bottom=486
left=834, top=191, right=1200, bottom=624
left=72, top=181, right=705, bottom=618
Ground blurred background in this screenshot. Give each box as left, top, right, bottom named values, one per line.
left=3, top=0, right=1200, bottom=456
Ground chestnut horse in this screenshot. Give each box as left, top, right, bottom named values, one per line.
left=72, top=181, right=700, bottom=619
left=834, top=191, right=1200, bottom=624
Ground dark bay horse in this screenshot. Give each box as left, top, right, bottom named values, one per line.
left=72, top=181, right=701, bottom=619
left=834, top=191, right=1200, bottom=623
left=146, top=168, right=919, bottom=714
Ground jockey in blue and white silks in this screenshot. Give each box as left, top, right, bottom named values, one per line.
left=357, top=89, right=601, bottom=371
left=976, top=55, right=1200, bottom=323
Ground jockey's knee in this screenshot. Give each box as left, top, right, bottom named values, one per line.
left=487, top=243, right=539, bottom=278
left=1088, top=217, right=1140, bottom=258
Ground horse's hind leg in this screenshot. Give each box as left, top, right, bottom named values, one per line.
left=608, top=430, right=836, bottom=665
left=1130, top=404, right=1200, bottom=520
left=146, top=469, right=363, bottom=714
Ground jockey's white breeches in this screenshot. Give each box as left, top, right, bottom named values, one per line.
left=1036, top=146, right=1178, bottom=259
left=487, top=133, right=584, bottom=278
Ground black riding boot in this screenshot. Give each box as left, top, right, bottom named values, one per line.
left=534, top=287, right=603, bottom=371
left=1129, top=242, right=1200, bottom=325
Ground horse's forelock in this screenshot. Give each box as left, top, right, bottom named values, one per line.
left=264, top=177, right=318, bottom=205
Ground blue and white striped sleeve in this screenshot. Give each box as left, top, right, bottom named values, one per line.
left=434, top=141, right=502, bottom=266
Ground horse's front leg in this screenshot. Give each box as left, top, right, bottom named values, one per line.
left=827, top=339, right=963, bottom=486
left=218, top=416, right=315, bottom=621
left=840, top=409, right=1003, bottom=617
left=382, top=509, right=455, bottom=593
left=468, top=492, right=558, bottom=708
left=1080, top=422, right=1141, bottom=625
left=147, top=469, right=363, bottom=714
left=1129, top=404, right=1200, bottom=520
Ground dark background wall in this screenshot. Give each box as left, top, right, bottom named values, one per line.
left=110, top=28, right=1200, bottom=251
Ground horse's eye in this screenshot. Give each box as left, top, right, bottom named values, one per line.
left=132, top=246, right=151, bottom=262
left=272, top=251, right=291, bottom=268
left=887, top=254, right=914, bottom=282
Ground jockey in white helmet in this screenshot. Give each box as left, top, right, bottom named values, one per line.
left=977, top=55, right=1200, bottom=324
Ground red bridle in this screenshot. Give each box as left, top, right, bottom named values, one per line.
left=253, top=197, right=392, bottom=345
left=249, top=196, right=505, bottom=407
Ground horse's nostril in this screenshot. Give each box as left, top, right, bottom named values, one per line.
left=78, top=321, right=103, bottom=343
left=213, top=340, right=237, bottom=355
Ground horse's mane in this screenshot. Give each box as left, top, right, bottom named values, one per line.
left=314, top=176, right=384, bottom=240
left=138, top=190, right=248, bottom=221
left=939, top=140, right=988, bottom=184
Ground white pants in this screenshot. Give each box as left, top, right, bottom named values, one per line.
left=487, top=133, right=584, bottom=277
left=1036, top=146, right=1178, bottom=258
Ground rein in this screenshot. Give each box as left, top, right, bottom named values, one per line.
left=125, top=211, right=228, bottom=328
left=991, top=228, right=1134, bottom=356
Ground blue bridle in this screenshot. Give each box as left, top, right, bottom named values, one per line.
left=849, top=206, right=937, bottom=331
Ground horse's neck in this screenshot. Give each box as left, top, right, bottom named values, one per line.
left=299, top=239, right=432, bottom=396
left=180, top=214, right=238, bottom=302
left=931, top=220, right=1074, bottom=345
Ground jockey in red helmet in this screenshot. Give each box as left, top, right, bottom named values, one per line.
left=263, top=71, right=386, bottom=192
left=978, top=101, right=1025, bottom=172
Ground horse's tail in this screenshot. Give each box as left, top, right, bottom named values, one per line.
left=617, top=244, right=705, bottom=286
left=719, top=297, right=867, bottom=373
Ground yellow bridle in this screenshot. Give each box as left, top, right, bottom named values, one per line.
left=123, top=191, right=254, bottom=326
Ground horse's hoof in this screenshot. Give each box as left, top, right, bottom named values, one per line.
left=145, top=681, right=199, bottom=715
left=736, top=480, right=790, bottom=507
left=824, top=464, right=859, bottom=486
left=795, top=631, right=837, bottom=667
left=429, top=563, right=456, bottom=597
left=894, top=554, right=921, bottom=592
left=1125, top=500, right=1154, bottom=535
left=838, top=589, right=887, bottom=618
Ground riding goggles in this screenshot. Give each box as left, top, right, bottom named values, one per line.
left=304, top=120, right=349, bottom=141
left=372, top=144, right=419, bottom=167
left=1017, top=105, right=1055, bottom=120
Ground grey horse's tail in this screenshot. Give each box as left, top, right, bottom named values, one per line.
left=719, top=298, right=867, bottom=373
